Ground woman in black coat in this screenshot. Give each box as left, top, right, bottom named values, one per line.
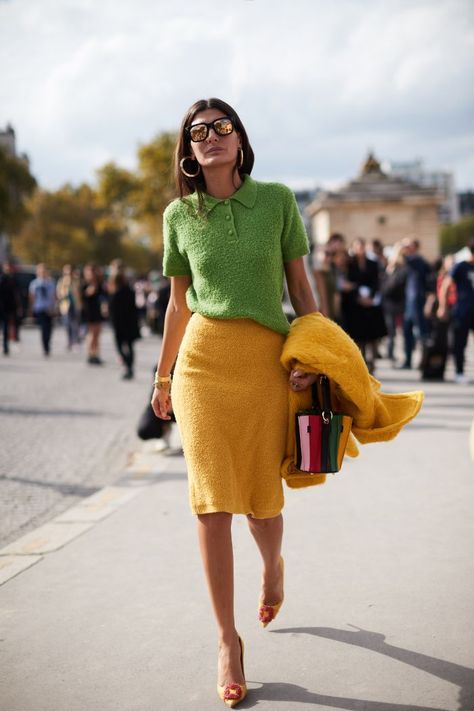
left=108, top=272, right=141, bottom=379
left=346, top=238, right=387, bottom=373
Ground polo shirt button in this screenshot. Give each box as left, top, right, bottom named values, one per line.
left=224, top=199, right=230, bottom=205
left=228, top=229, right=233, bottom=235
left=225, top=215, right=231, bottom=221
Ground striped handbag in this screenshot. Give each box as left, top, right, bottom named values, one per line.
left=295, top=374, right=352, bottom=475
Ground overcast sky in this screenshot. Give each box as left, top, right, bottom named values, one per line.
left=1, top=0, right=473, bottom=191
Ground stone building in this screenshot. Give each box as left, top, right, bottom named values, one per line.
left=306, top=153, right=442, bottom=259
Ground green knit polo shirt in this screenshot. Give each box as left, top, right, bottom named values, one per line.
left=162, top=174, right=309, bottom=335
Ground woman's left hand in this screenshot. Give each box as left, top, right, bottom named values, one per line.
left=289, top=369, right=318, bottom=391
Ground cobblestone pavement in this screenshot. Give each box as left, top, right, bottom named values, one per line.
left=0, top=323, right=162, bottom=548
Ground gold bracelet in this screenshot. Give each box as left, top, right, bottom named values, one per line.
left=154, top=380, right=171, bottom=390
left=154, top=371, right=171, bottom=383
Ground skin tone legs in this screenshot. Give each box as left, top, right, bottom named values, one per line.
left=197, top=512, right=284, bottom=687
left=87, top=322, right=101, bottom=357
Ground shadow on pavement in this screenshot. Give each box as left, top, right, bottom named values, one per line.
left=243, top=681, right=447, bottom=710
left=269, top=625, right=474, bottom=711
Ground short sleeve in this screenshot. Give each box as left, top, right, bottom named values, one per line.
left=162, top=207, right=192, bottom=277
left=280, top=188, right=310, bottom=262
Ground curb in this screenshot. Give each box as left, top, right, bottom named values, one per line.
left=0, top=446, right=183, bottom=587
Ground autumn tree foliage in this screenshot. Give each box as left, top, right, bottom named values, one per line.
left=12, top=131, right=178, bottom=271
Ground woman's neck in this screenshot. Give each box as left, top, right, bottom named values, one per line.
left=202, top=167, right=243, bottom=199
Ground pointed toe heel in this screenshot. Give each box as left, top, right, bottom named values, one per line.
left=217, top=635, right=247, bottom=707
left=258, top=556, right=284, bottom=628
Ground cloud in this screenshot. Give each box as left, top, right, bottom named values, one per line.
left=1, top=0, right=473, bottom=189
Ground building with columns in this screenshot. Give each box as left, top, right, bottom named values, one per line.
left=306, top=153, right=442, bottom=259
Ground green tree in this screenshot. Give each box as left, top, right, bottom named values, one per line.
left=95, top=162, right=138, bottom=218
left=14, top=184, right=123, bottom=270
left=440, top=216, right=474, bottom=255
left=12, top=129, right=178, bottom=270
left=0, top=146, right=37, bottom=233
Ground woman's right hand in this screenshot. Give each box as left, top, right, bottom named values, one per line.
left=151, top=385, right=172, bottom=420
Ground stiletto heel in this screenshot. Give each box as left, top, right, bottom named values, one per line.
left=217, top=635, right=247, bottom=707
left=258, top=556, right=284, bottom=628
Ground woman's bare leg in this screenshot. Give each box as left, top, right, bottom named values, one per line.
left=247, top=513, right=284, bottom=604
left=87, top=323, right=101, bottom=357
left=197, top=512, right=244, bottom=685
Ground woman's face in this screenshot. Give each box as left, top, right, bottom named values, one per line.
left=188, top=108, right=241, bottom=171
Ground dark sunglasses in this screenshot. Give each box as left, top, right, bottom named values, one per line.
left=185, top=116, right=234, bottom=143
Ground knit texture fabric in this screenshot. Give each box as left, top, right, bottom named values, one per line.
left=171, top=314, right=288, bottom=518
left=280, top=312, right=424, bottom=488
left=162, top=175, right=309, bottom=335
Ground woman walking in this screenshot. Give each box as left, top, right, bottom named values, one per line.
left=108, top=270, right=140, bottom=379
left=346, top=238, right=387, bottom=374
left=151, top=98, right=318, bottom=707
left=56, top=264, right=82, bottom=350
left=81, top=263, right=106, bottom=365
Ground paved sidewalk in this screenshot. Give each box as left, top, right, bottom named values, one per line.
left=1, top=361, right=473, bottom=710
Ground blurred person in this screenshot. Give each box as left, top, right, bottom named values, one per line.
left=151, top=97, right=318, bottom=708
left=381, top=243, right=407, bottom=362
left=29, top=263, right=56, bottom=356
left=369, top=239, right=388, bottom=275
left=0, top=263, right=17, bottom=355
left=155, top=274, right=171, bottom=336
left=312, top=233, right=346, bottom=321
left=333, top=247, right=356, bottom=331
left=108, top=270, right=141, bottom=380
left=438, top=240, right=474, bottom=384
left=81, top=263, right=106, bottom=365
left=2, top=261, right=23, bottom=347
left=56, top=264, right=82, bottom=350
left=134, top=274, right=149, bottom=327
left=327, top=232, right=346, bottom=252
left=399, top=238, right=431, bottom=369
left=346, top=238, right=387, bottom=374
left=419, top=257, right=450, bottom=381
left=312, top=244, right=339, bottom=320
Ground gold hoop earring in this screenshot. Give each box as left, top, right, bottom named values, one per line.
left=237, top=147, right=244, bottom=169
left=180, top=156, right=201, bottom=178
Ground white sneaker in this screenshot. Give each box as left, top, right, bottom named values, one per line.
left=455, top=374, right=470, bottom=385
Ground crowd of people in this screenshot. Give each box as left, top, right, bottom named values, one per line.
left=313, top=235, right=474, bottom=382
left=0, top=259, right=171, bottom=380
left=1, top=236, right=473, bottom=384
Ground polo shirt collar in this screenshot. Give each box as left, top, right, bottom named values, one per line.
left=189, top=174, right=257, bottom=212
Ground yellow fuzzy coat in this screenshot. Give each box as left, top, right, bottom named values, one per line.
left=280, top=313, right=424, bottom=488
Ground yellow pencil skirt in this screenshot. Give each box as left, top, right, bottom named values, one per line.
left=171, top=314, right=289, bottom=518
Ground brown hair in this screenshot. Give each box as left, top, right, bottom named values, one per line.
left=174, top=98, right=255, bottom=214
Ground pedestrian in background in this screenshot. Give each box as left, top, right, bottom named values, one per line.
left=152, top=97, right=318, bottom=708
left=81, top=263, right=106, bottom=365
left=438, top=240, right=474, bottom=384
left=0, top=263, right=17, bottom=355
left=346, top=237, right=387, bottom=374
left=381, top=243, right=407, bottom=362
left=399, top=238, right=431, bottom=369
left=108, top=270, right=141, bottom=380
left=56, top=264, right=82, bottom=351
left=312, top=233, right=346, bottom=322
left=312, top=244, right=339, bottom=320
left=29, top=263, right=56, bottom=357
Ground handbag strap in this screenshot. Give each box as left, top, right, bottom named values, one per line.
left=310, top=375, right=333, bottom=414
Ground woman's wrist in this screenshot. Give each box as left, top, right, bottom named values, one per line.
left=154, top=370, right=172, bottom=389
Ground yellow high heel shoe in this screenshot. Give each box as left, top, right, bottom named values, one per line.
left=217, top=635, right=247, bottom=708
left=258, top=556, right=284, bottom=628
